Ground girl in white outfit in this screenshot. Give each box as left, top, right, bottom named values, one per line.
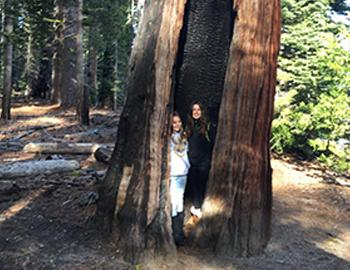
left=170, top=112, right=190, bottom=246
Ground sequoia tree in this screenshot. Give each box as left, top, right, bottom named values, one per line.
left=96, top=0, right=281, bottom=264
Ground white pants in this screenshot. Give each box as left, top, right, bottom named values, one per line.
left=170, top=175, right=187, bottom=217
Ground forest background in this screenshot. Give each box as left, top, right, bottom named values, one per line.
left=0, top=0, right=349, bottom=174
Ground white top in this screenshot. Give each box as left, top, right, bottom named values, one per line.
left=170, top=132, right=190, bottom=176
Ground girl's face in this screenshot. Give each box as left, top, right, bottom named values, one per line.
left=192, top=104, right=202, bottom=120
left=172, top=115, right=182, bottom=132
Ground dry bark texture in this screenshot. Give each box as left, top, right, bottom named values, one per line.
left=192, top=0, right=281, bottom=257
left=96, top=0, right=187, bottom=264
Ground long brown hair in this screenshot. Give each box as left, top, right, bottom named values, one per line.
left=186, top=102, right=208, bottom=136
left=171, top=111, right=187, bottom=140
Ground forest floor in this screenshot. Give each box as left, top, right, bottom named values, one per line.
left=0, top=100, right=349, bottom=270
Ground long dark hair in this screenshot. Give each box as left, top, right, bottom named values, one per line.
left=186, top=102, right=208, bottom=136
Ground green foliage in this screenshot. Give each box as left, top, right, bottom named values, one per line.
left=84, top=0, right=132, bottom=108
left=272, top=0, right=350, bottom=173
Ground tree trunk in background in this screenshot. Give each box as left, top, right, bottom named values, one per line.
left=76, top=0, right=88, bottom=125
left=1, top=0, right=13, bottom=121
left=87, top=27, right=97, bottom=106
left=51, top=0, right=64, bottom=104
left=24, top=27, right=36, bottom=99
left=192, top=0, right=281, bottom=257
left=96, top=0, right=186, bottom=263
left=97, top=43, right=116, bottom=108
left=57, top=0, right=80, bottom=109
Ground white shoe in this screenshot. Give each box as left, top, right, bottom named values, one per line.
left=190, top=206, right=202, bottom=218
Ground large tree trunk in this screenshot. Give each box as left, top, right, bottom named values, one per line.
left=76, top=0, right=88, bottom=125
left=192, top=0, right=281, bottom=257
left=97, top=0, right=280, bottom=263
left=1, top=0, right=13, bottom=121
left=96, top=0, right=186, bottom=264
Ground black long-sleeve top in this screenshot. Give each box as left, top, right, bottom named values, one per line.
left=187, top=120, right=216, bottom=167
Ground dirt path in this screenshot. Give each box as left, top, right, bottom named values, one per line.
left=0, top=103, right=349, bottom=270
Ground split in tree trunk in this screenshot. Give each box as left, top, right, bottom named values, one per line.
left=96, top=0, right=281, bottom=263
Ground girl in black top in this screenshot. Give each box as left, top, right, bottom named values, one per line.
left=186, top=102, right=215, bottom=218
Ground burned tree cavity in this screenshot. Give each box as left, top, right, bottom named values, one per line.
left=174, top=0, right=234, bottom=123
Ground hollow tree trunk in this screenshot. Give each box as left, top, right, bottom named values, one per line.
left=1, top=0, right=13, bottom=121
left=96, top=0, right=186, bottom=264
left=192, top=0, right=281, bottom=257
left=97, top=0, right=280, bottom=263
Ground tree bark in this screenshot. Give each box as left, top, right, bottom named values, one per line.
left=1, top=0, right=13, bottom=121
left=51, top=0, right=64, bottom=104
left=87, top=26, right=98, bottom=106
left=96, top=0, right=186, bottom=264
left=24, top=26, right=37, bottom=99
left=192, top=0, right=281, bottom=257
left=76, top=0, right=88, bottom=125
left=57, top=0, right=80, bottom=109
left=97, top=43, right=116, bottom=109
left=0, top=160, right=80, bottom=179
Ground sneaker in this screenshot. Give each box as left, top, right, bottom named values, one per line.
left=190, top=206, right=202, bottom=218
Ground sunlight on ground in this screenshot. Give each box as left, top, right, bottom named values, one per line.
left=16, top=116, right=65, bottom=126
left=316, top=230, right=350, bottom=262
left=272, top=159, right=321, bottom=188
left=1, top=153, right=36, bottom=163
left=0, top=189, right=46, bottom=224
left=11, top=104, right=60, bottom=116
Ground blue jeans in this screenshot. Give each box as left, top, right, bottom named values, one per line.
left=170, top=175, right=187, bottom=217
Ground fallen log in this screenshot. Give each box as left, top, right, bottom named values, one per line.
left=0, top=160, right=80, bottom=179
left=94, top=146, right=113, bottom=164
left=23, top=142, right=104, bottom=154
